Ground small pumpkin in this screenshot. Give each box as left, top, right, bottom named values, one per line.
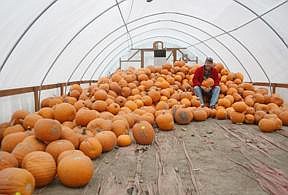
left=117, top=135, right=132, bottom=147
left=61, top=126, right=80, bottom=149
left=91, top=100, right=108, bottom=112
left=156, top=111, right=174, bottom=130
left=23, top=113, right=43, bottom=130
left=132, top=121, right=155, bottom=145
left=38, top=107, right=54, bottom=119
left=107, top=103, right=121, bottom=115
left=22, top=151, right=56, bottom=187
left=94, top=89, right=108, bottom=100
left=216, top=108, right=227, bottom=120
left=193, top=109, right=208, bottom=121
left=258, top=118, right=281, bottom=132
left=95, top=131, right=117, bottom=152
left=79, top=137, right=102, bottom=159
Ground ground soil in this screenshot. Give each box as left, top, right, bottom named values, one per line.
left=34, top=119, right=288, bottom=195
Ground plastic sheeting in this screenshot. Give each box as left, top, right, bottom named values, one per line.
left=0, top=0, right=288, bottom=121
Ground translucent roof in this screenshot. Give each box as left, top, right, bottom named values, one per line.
left=0, top=0, right=287, bottom=90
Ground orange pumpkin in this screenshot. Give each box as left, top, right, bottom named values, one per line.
left=111, top=119, right=129, bottom=137
left=94, top=89, right=108, bottom=100
left=245, top=114, right=255, bottom=124
left=216, top=108, right=227, bottom=120
left=156, top=101, right=169, bottom=110
left=38, top=107, right=54, bottom=119
left=173, top=107, right=193, bottom=125
left=107, top=103, right=121, bottom=115
left=75, top=108, right=98, bottom=126
left=53, top=103, right=76, bottom=123
left=95, top=131, right=117, bottom=152
left=10, top=110, right=29, bottom=125
left=45, top=139, right=75, bottom=160
left=117, top=135, right=132, bottom=147
left=0, top=167, right=35, bottom=195
left=57, top=150, right=85, bottom=164
left=232, top=102, right=248, bottom=113
left=258, top=118, right=281, bottom=132
left=91, top=100, right=108, bottom=112
left=279, top=110, right=288, bottom=125
left=1, top=132, right=26, bottom=152
left=230, top=111, right=245, bottom=124
left=193, top=109, right=208, bottom=121
left=34, top=118, right=62, bottom=143
left=132, top=121, right=155, bottom=145
left=79, top=137, right=102, bottom=159
left=0, top=151, right=18, bottom=170
left=57, top=155, right=93, bottom=187
left=3, top=124, right=25, bottom=137
left=22, top=151, right=56, bottom=187
left=156, top=111, right=174, bottom=130
left=61, top=126, right=80, bottom=149
left=23, top=113, right=43, bottom=130
left=148, top=90, right=161, bottom=103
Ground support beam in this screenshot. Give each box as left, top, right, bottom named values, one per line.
left=172, top=49, right=177, bottom=63
left=33, top=87, right=40, bottom=112
left=140, top=50, right=144, bottom=68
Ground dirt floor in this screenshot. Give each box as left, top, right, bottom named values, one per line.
left=34, top=119, right=288, bottom=195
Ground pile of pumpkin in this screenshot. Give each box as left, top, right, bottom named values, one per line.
left=1, top=60, right=288, bottom=194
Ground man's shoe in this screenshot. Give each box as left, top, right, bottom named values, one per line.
left=210, top=105, right=216, bottom=109
left=200, top=104, right=205, bottom=108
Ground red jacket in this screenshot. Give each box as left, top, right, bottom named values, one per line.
left=192, top=66, right=220, bottom=87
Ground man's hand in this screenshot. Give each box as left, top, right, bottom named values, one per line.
left=201, top=86, right=211, bottom=93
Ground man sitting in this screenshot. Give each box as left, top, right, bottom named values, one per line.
left=192, top=57, right=220, bottom=108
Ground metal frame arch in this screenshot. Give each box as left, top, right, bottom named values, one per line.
left=78, top=27, right=230, bottom=82
left=94, top=35, right=210, bottom=80
left=0, top=0, right=58, bottom=73
left=37, top=0, right=129, bottom=102
left=232, top=0, right=288, bottom=49
left=90, top=33, right=213, bottom=80
left=68, top=18, right=251, bottom=84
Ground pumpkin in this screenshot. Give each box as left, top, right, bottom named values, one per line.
left=244, top=96, right=255, bottom=107
left=61, top=126, right=80, bottom=149
left=117, top=135, right=132, bottom=147
left=107, top=103, right=121, bottom=115
left=23, top=113, right=43, bottom=130
left=218, top=98, right=231, bottom=108
left=279, top=111, right=288, bottom=125
left=3, top=124, right=25, bottom=137
left=156, top=101, right=169, bottom=110
left=62, top=121, right=77, bottom=129
left=91, top=100, right=108, bottom=112
left=0, top=167, right=35, bottom=195
left=156, top=111, right=174, bottom=130
left=22, top=151, right=56, bottom=187
left=124, top=100, right=138, bottom=111
left=230, top=111, right=245, bottom=124
left=111, top=119, right=129, bottom=137
left=79, top=137, right=102, bottom=159
left=245, top=114, right=255, bottom=124
left=254, top=110, right=267, bottom=123
left=99, top=112, right=114, bottom=120
left=70, top=84, right=82, bottom=93
left=12, top=136, right=46, bottom=165
left=38, top=107, right=54, bottom=119
left=63, top=96, right=77, bottom=105
left=57, top=150, right=85, bottom=164
left=132, top=121, right=155, bottom=145
left=87, top=118, right=112, bottom=132
left=148, top=90, right=161, bottom=103
left=10, top=110, right=29, bottom=125
left=253, top=93, right=265, bottom=104
left=53, top=103, right=76, bottom=123
left=258, top=118, right=281, bottom=132
left=180, top=98, right=191, bottom=107
left=0, top=151, right=18, bottom=170
left=57, top=155, right=93, bottom=187
left=1, top=132, right=26, bottom=152
left=270, top=94, right=284, bottom=106
left=94, top=89, right=108, bottom=100
left=201, top=78, right=214, bottom=88
left=70, top=89, right=81, bottom=99
left=34, top=118, right=62, bottom=143
left=121, top=87, right=131, bottom=97
left=216, top=108, right=227, bottom=120
left=173, top=107, right=193, bottom=125
left=75, top=108, right=98, bottom=126
left=0, top=122, right=9, bottom=142
left=95, top=131, right=117, bottom=152
left=232, top=102, right=248, bottom=113
left=193, top=109, right=208, bottom=121
left=45, top=139, right=75, bottom=160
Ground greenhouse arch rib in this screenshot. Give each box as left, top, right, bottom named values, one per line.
left=38, top=11, right=271, bottom=94
left=91, top=35, right=224, bottom=80
left=232, top=0, right=288, bottom=49
left=0, top=0, right=58, bottom=73
left=73, top=19, right=252, bottom=84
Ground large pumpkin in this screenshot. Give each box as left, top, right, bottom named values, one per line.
left=232, top=102, right=248, bottom=113
left=38, top=107, right=54, bottom=119
left=34, top=118, right=62, bottom=143
left=258, top=118, right=281, bottom=132
left=22, top=151, right=56, bottom=187
left=53, top=103, right=76, bottom=123
left=279, top=110, right=288, bottom=125
left=0, top=151, right=18, bottom=170
left=57, top=155, right=93, bottom=187
left=132, top=121, right=155, bottom=145
left=193, top=109, right=208, bottom=121
left=12, top=136, right=46, bottom=165
left=173, top=108, right=193, bottom=125
left=230, top=111, right=245, bottom=124
left=45, top=139, right=75, bottom=160
left=216, top=108, right=227, bottom=120
left=1, top=132, right=26, bottom=152
left=3, top=124, right=25, bottom=137
left=156, top=111, right=174, bottom=130
left=75, top=108, right=98, bottom=126
left=111, top=119, right=129, bottom=137
left=79, top=137, right=102, bottom=159
left=57, top=150, right=85, bottom=164
left=95, top=131, right=117, bottom=152
left=0, top=167, right=35, bottom=195
left=87, top=118, right=112, bottom=133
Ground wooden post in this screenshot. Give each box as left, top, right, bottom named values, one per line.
left=60, top=84, right=64, bottom=96
left=140, top=50, right=144, bottom=68
left=273, top=86, right=276, bottom=94
left=172, top=49, right=177, bottom=63
left=33, top=87, right=40, bottom=112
